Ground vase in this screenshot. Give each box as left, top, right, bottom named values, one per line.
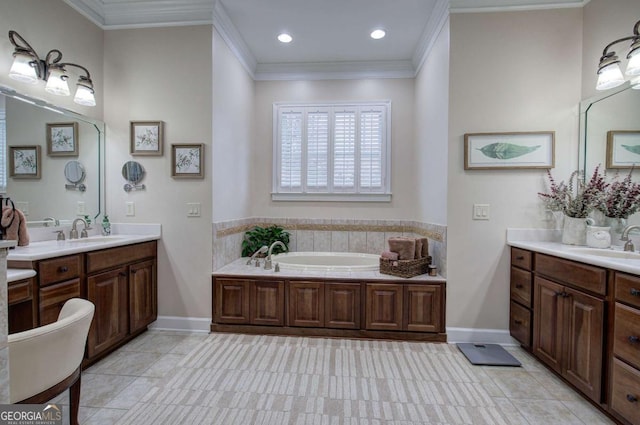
left=561, top=215, right=587, bottom=245
left=604, top=217, right=627, bottom=246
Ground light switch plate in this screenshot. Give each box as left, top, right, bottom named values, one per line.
left=16, top=201, right=28, bottom=216
left=187, top=202, right=201, bottom=217
left=126, top=201, right=135, bottom=217
left=77, top=201, right=86, bottom=215
left=473, top=204, right=490, bottom=220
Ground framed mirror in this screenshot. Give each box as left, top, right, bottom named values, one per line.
left=0, top=86, right=105, bottom=226
left=122, top=161, right=146, bottom=192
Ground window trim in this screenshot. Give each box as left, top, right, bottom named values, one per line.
left=272, top=100, right=391, bottom=202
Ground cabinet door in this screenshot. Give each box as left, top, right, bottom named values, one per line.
left=563, top=286, right=603, bottom=403
left=365, top=283, right=403, bottom=331
left=8, top=277, right=36, bottom=333
left=39, top=278, right=81, bottom=326
left=251, top=280, right=284, bottom=326
left=325, top=283, right=361, bottom=329
left=214, top=278, right=251, bottom=324
left=533, top=277, right=564, bottom=373
left=404, top=284, right=443, bottom=332
left=129, top=259, right=157, bottom=334
left=87, top=267, right=128, bottom=358
left=288, top=281, right=324, bottom=327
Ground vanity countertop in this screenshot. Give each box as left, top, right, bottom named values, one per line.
left=7, top=269, right=37, bottom=282
left=214, top=257, right=446, bottom=282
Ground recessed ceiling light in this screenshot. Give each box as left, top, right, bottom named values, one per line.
left=370, top=29, right=386, bottom=40
left=278, top=33, right=293, bottom=43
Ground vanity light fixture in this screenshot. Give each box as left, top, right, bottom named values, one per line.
left=7, top=30, right=96, bottom=106
left=596, top=19, right=640, bottom=90
left=277, top=33, right=293, bottom=43
left=370, top=29, right=386, bottom=40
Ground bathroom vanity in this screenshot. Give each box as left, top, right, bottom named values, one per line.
left=7, top=233, right=159, bottom=366
left=212, top=259, right=446, bottom=341
left=509, top=241, right=640, bottom=425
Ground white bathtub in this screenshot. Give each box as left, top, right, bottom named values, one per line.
left=271, top=252, right=379, bottom=272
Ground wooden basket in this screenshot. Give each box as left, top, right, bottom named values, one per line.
left=379, top=256, right=431, bottom=278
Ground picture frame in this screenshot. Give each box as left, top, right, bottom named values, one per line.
left=130, top=121, right=164, bottom=156
left=606, top=130, right=640, bottom=169
left=46, top=122, right=79, bottom=156
left=171, top=144, right=204, bottom=179
left=464, top=132, right=555, bottom=170
left=9, top=146, right=41, bottom=179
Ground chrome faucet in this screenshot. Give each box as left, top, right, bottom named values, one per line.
left=621, top=224, right=640, bottom=251
left=43, top=217, right=59, bottom=227
left=264, top=241, right=287, bottom=270
left=246, top=245, right=268, bottom=265
left=70, top=218, right=89, bottom=239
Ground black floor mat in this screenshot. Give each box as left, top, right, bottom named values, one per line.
left=457, top=343, right=522, bottom=366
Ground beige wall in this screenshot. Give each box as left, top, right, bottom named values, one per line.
left=0, top=0, right=103, bottom=120
left=252, top=79, right=417, bottom=220
left=103, top=26, right=213, bottom=319
left=447, top=9, right=583, bottom=332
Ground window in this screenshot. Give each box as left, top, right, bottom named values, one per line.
left=273, top=101, right=391, bottom=201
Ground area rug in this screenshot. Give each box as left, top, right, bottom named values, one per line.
left=117, top=333, right=518, bottom=424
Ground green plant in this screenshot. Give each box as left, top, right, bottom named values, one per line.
left=241, top=225, right=290, bottom=257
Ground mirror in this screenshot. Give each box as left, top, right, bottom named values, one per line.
left=0, top=86, right=104, bottom=226
left=122, top=161, right=146, bottom=192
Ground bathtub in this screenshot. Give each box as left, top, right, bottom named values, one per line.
left=271, top=252, right=379, bottom=271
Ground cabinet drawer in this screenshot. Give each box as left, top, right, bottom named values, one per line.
left=509, top=301, right=531, bottom=347
left=510, top=267, right=532, bottom=308
left=39, top=278, right=81, bottom=325
left=39, top=255, right=81, bottom=286
left=86, top=241, right=156, bottom=273
left=610, top=358, right=640, bottom=425
left=615, top=272, right=640, bottom=309
left=614, top=303, right=640, bottom=370
left=535, top=253, right=606, bottom=296
left=8, top=279, right=32, bottom=304
left=511, top=248, right=532, bottom=271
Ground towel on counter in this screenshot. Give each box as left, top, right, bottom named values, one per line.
left=414, top=239, right=423, bottom=259
left=381, top=251, right=399, bottom=261
left=420, top=237, right=429, bottom=258
left=388, top=237, right=416, bottom=260
left=1, top=207, right=29, bottom=246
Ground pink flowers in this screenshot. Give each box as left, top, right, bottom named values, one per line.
left=597, top=169, right=640, bottom=219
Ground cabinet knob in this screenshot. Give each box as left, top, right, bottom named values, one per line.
left=629, top=336, right=640, bottom=344
left=515, top=284, right=523, bottom=289
left=631, top=288, right=640, bottom=297
left=59, top=266, right=68, bottom=273
left=627, top=394, right=638, bottom=403
left=516, top=255, right=524, bottom=260
left=119, top=272, right=127, bottom=277
left=514, top=320, right=523, bottom=325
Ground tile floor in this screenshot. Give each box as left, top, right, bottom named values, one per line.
left=52, top=331, right=615, bottom=425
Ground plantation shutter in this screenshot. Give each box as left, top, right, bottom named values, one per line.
left=306, top=110, right=329, bottom=189
left=359, top=108, right=384, bottom=191
left=279, top=110, right=303, bottom=190
left=333, top=110, right=356, bottom=190
left=0, top=108, right=6, bottom=194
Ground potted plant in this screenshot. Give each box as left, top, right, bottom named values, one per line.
left=538, top=166, right=606, bottom=245
left=594, top=168, right=640, bottom=244
left=241, top=225, right=290, bottom=257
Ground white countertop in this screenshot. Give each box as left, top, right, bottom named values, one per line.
left=214, top=257, right=446, bottom=282
left=507, top=228, right=640, bottom=274
left=7, top=269, right=37, bottom=282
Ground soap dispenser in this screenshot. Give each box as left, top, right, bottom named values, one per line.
left=101, top=215, right=111, bottom=236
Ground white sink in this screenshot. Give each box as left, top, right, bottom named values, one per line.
left=67, top=236, right=125, bottom=244
left=569, top=247, right=640, bottom=260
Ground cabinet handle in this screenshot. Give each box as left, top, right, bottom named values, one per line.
left=631, top=288, right=640, bottom=297
left=119, top=272, right=127, bottom=277
left=59, top=266, right=68, bottom=273
left=629, top=336, right=640, bottom=344
left=555, top=291, right=569, bottom=298
left=627, top=394, right=638, bottom=403
left=516, top=256, right=524, bottom=260
left=515, top=284, right=523, bottom=289
left=514, top=320, right=523, bottom=325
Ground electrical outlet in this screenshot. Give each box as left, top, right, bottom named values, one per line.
left=187, top=202, right=201, bottom=217
left=77, top=201, right=86, bottom=215
left=16, top=201, right=28, bottom=216
left=473, top=203, right=490, bottom=220
left=126, top=201, right=135, bottom=217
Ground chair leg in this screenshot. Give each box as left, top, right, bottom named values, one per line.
left=69, top=373, right=81, bottom=425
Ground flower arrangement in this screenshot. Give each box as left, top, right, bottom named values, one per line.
left=595, top=168, right=640, bottom=219
left=538, top=166, right=606, bottom=218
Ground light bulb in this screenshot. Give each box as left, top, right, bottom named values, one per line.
left=45, top=68, right=70, bottom=96
left=370, top=29, right=386, bottom=40
left=74, top=84, right=96, bottom=106
left=277, top=33, right=292, bottom=43
left=596, top=62, right=625, bottom=90
left=625, top=46, right=640, bottom=76
left=9, top=52, right=38, bottom=84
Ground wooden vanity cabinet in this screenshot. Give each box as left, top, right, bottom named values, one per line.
left=251, top=280, right=285, bottom=326
left=213, top=278, right=285, bottom=326
left=8, top=277, right=37, bottom=333
left=37, top=254, right=83, bottom=326
left=510, top=248, right=533, bottom=347
left=365, top=283, right=403, bottom=331
left=288, top=281, right=324, bottom=327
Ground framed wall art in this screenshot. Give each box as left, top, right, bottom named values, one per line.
left=464, top=132, right=555, bottom=170
left=47, top=122, right=78, bottom=156
left=130, top=121, right=164, bottom=156
left=171, top=144, right=204, bottom=179
left=606, top=130, right=640, bottom=169
left=9, top=145, right=41, bottom=179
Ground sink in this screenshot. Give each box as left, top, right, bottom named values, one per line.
left=67, top=236, right=125, bottom=244
left=569, top=247, right=640, bottom=260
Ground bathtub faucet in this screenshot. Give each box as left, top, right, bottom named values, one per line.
left=246, top=245, right=268, bottom=265
left=265, top=241, right=287, bottom=270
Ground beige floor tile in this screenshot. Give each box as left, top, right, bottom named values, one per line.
left=562, top=399, right=615, bottom=424
left=80, top=374, right=136, bottom=408
left=120, top=331, right=205, bottom=354
left=141, top=353, right=185, bottom=378
left=529, top=371, right=584, bottom=402
left=84, top=407, right=128, bottom=425
left=87, top=350, right=164, bottom=376
left=510, top=399, right=586, bottom=424
left=105, top=376, right=163, bottom=409
left=484, top=369, right=556, bottom=400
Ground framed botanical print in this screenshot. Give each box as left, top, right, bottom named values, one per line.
left=47, top=122, right=79, bottom=156
left=171, top=144, right=204, bottom=179
left=464, top=132, right=555, bottom=170
left=606, top=130, right=640, bottom=169
left=130, top=121, right=164, bottom=155
left=10, top=145, right=41, bottom=179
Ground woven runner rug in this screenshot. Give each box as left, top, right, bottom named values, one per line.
left=117, top=333, right=519, bottom=425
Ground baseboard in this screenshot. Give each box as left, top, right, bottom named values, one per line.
left=148, top=316, right=211, bottom=333
left=446, top=327, right=520, bottom=346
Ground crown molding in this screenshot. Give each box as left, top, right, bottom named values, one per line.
left=450, top=0, right=589, bottom=13
left=63, top=0, right=105, bottom=27
left=412, top=0, right=450, bottom=73
left=254, top=61, right=415, bottom=81
left=212, top=1, right=257, bottom=78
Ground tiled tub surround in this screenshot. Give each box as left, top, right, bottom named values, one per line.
left=213, top=218, right=447, bottom=276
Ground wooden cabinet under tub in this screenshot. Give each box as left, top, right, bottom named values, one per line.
left=509, top=247, right=640, bottom=425
left=212, top=275, right=446, bottom=341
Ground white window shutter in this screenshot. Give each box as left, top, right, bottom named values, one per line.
left=306, top=110, right=329, bottom=189
left=279, top=110, right=303, bottom=190
left=333, top=110, right=356, bottom=189
left=359, top=108, right=384, bottom=190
